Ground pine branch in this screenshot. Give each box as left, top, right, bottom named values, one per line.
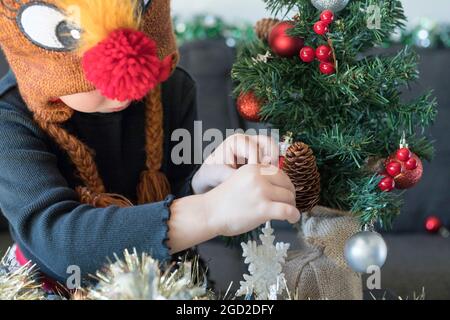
left=232, top=0, right=437, bottom=229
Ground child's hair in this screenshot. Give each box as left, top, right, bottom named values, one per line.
left=0, top=0, right=179, bottom=207
left=35, top=86, right=170, bottom=207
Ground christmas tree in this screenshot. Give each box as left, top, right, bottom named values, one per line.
left=232, top=0, right=437, bottom=229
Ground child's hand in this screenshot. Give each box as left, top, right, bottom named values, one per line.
left=192, top=134, right=279, bottom=194
left=202, top=164, right=300, bottom=237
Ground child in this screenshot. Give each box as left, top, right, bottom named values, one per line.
left=0, top=0, right=298, bottom=285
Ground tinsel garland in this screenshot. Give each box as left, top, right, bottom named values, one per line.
left=0, top=248, right=44, bottom=300
left=173, top=15, right=450, bottom=49
left=83, top=249, right=212, bottom=300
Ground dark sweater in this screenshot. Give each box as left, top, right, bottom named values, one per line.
left=0, top=68, right=198, bottom=283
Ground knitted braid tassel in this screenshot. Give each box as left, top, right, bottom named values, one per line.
left=76, top=187, right=133, bottom=208
left=283, top=142, right=321, bottom=213
left=255, top=18, right=280, bottom=41
left=34, top=117, right=134, bottom=208
left=137, top=86, right=171, bottom=204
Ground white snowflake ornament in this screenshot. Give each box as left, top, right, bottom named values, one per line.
left=236, top=222, right=290, bottom=300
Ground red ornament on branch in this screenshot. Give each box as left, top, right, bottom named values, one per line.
left=313, top=21, right=329, bottom=35
left=319, top=62, right=335, bottom=75
left=269, top=21, right=305, bottom=58
left=320, top=10, right=335, bottom=25
left=386, top=161, right=402, bottom=177
left=236, top=91, right=263, bottom=122
left=378, top=175, right=395, bottom=192
left=316, top=45, right=332, bottom=62
left=381, top=137, right=424, bottom=191
left=300, top=46, right=316, bottom=63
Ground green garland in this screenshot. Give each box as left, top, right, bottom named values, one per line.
left=386, top=19, right=450, bottom=49
left=173, top=15, right=256, bottom=46
left=174, top=15, right=450, bottom=49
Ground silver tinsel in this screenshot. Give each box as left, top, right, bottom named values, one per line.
left=0, top=248, right=44, bottom=300
left=344, top=231, right=388, bottom=273
left=311, top=0, right=350, bottom=12
left=86, top=249, right=210, bottom=300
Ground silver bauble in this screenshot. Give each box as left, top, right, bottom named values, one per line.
left=311, top=0, right=350, bottom=12
left=344, top=231, right=388, bottom=273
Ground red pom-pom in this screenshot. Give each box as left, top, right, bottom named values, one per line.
left=82, top=29, right=171, bottom=102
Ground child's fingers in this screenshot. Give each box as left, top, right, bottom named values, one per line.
left=265, top=202, right=301, bottom=224
left=267, top=185, right=296, bottom=206
left=229, top=134, right=260, bottom=165
left=217, top=165, right=236, bottom=184
left=263, top=166, right=296, bottom=194
left=250, top=135, right=279, bottom=165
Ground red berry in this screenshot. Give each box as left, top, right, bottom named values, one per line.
left=316, top=45, right=332, bottom=62
left=299, top=46, right=316, bottom=63
left=396, top=148, right=412, bottom=162
left=319, top=62, right=335, bottom=75
left=379, top=176, right=395, bottom=192
left=320, top=10, right=334, bottom=25
left=405, top=158, right=418, bottom=170
left=313, top=21, right=329, bottom=35
left=386, top=161, right=402, bottom=177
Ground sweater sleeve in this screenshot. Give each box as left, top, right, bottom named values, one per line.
left=0, top=106, right=173, bottom=283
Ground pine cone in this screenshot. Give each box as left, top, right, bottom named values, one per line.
left=255, top=18, right=280, bottom=41
left=283, top=142, right=321, bottom=213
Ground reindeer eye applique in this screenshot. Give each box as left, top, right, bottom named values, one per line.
left=142, top=0, right=153, bottom=11
left=17, top=2, right=81, bottom=51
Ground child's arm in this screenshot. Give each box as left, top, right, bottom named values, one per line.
left=168, top=164, right=299, bottom=253
left=0, top=106, right=178, bottom=282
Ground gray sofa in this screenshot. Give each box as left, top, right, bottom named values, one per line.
left=1, top=41, right=449, bottom=299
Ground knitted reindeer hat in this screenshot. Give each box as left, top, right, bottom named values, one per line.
left=0, top=0, right=178, bottom=207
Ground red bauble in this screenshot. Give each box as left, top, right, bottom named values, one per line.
left=386, top=151, right=423, bottom=189
left=269, top=21, right=305, bottom=58
left=425, top=216, right=442, bottom=233
left=396, top=148, right=412, bottom=162
left=300, top=46, right=316, bottom=63
left=320, top=10, right=335, bottom=25
left=386, top=161, right=402, bottom=177
left=279, top=156, right=286, bottom=169
left=316, top=45, right=332, bottom=62
left=237, top=91, right=263, bottom=122
left=379, top=175, right=395, bottom=192
left=319, top=62, right=335, bottom=75
left=314, top=21, right=329, bottom=35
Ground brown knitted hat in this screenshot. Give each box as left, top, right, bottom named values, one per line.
left=0, top=0, right=178, bottom=206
